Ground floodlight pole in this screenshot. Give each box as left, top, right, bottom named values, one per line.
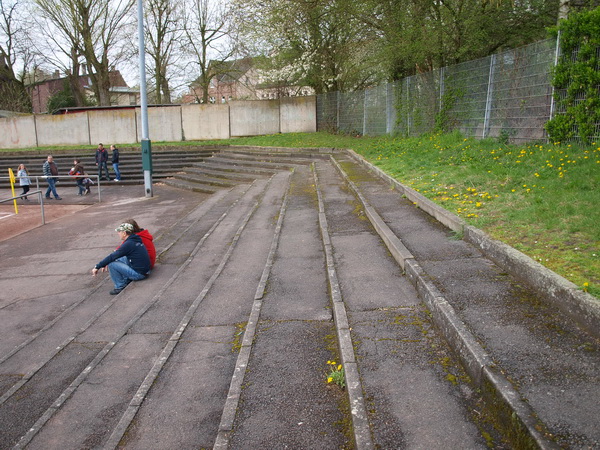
left=137, top=0, right=153, bottom=197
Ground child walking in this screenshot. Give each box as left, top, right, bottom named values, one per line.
left=17, top=164, right=31, bottom=200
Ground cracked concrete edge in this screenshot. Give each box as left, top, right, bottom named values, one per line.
left=334, top=155, right=557, bottom=449
left=213, top=344, right=253, bottom=450
left=481, top=366, right=561, bottom=450
left=341, top=148, right=600, bottom=339
left=344, top=362, right=374, bottom=450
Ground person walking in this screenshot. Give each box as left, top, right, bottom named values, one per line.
left=95, top=143, right=110, bottom=181
left=91, top=223, right=151, bottom=295
left=42, top=155, right=61, bottom=200
left=17, top=164, right=31, bottom=200
left=111, top=144, right=121, bottom=181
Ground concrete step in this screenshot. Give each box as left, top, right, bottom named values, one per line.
left=217, top=151, right=316, bottom=166
left=207, top=155, right=299, bottom=170
left=161, top=178, right=222, bottom=194
left=199, top=160, right=279, bottom=175
left=227, top=145, right=336, bottom=158
left=185, top=166, right=261, bottom=182
left=0, top=148, right=217, bottom=189
left=170, top=172, right=238, bottom=188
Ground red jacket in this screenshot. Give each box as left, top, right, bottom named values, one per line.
left=136, top=229, right=156, bottom=268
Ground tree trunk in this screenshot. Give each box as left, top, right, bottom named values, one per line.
left=558, top=0, right=570, bottom=21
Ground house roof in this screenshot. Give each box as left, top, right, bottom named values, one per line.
left=30, top=70, right=130, bottom=89
left=53, top=103, right=179, bottom=115
left=193, top=57, right=255, bottom=86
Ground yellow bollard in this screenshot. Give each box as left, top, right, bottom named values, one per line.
left=8, top=168, right=18, bottom=214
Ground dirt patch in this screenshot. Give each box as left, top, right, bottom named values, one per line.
left=0, top=202, right=89, bottom=242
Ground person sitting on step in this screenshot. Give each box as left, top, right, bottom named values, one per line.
left=91, top=223, right=150, bottom=295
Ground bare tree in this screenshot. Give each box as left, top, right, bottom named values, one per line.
left=34, top=0, right=135, bottom=106
left=144, top=0, right=185, bottom=103
left=183, top=0, right=236, bottom=104
left=0, top=0, right=33, bottom=111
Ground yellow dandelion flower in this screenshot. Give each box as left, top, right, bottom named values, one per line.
left=337, top=365, right=342, bottom=371
left=327, top=377, right=333, bottom=383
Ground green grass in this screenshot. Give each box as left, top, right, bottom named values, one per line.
left=4, top=131, right=599, bottom=298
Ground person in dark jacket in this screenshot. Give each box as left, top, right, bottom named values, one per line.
left=123, top=218, right=156, bottom=269
left=95, top=143, right=110, bottom=181
left=110, top=144, right=121, bottom=181
left=69, top=159, right=86, bottom=195
left=91, top=223, right=150, bottom=295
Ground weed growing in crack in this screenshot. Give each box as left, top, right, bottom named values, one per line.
left=326, top=361, right=346, bottom=389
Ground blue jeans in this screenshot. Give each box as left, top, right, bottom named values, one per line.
left=45, top=178, right=59, bottom=198
left=112, top=163, right=121, bottom=180
left=75, top=178, right=85, bottom=194
left=98, top=161, right=110, bottom=180
left=108, top=256, right=146, bottom=289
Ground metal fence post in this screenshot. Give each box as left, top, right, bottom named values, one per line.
left=406, top=77, right=411, bottom=136
left=363, top=89, right=368, bottom=136
left=439, top=67, right=445, bottom=117
left=386, top=82, right=393, bottom=134
left=483, top=54, right=496, bottom=139
left=336, top=91, right=340, bottom=131
left=549, top=32, right=561, bottom=122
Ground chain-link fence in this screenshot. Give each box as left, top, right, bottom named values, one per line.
left=317, top=37, right=599, bottom=144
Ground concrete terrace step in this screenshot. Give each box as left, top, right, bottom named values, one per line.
left=0, top=148, right=218, bottom=189
left=199, top=160, right=280, bottom=175
left=170, top=172, right=238, bottom=188
left=217, top=151, right=320, bottom=166
left=184, top=166, right=261, bottom=182
left=227, top=145, right=337, bottom=158
left=207, top=155, right=301, bottom=171
left=161, top=177, right=222, bottom=194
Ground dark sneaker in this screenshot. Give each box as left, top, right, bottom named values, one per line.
left=109, top=288, right=123, bottom=295
left=55, top=197, right=62, bottom=200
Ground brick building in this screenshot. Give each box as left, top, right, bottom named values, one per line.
left=30, top=70, right=139, bottom=113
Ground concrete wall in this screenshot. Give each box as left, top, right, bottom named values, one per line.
left=182, top=104, right=230, bottom=140
left=280, top=96, right=317, bottom=133
left=36, top=113, right=90, bottom=146
left=229, top=100, right=280, bottom=137
left=89, top=109, right=137, bottom=145
left=0, top=116, right=38, bottom=149
left=0, top=97, right=318, bottom=149
left=137, top=106, right=183, bottom=142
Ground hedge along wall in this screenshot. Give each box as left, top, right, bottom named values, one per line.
left=0, top=96, right=317, bottom=149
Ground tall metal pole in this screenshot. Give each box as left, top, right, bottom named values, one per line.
left=137, top=0, right=153, bottom=197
